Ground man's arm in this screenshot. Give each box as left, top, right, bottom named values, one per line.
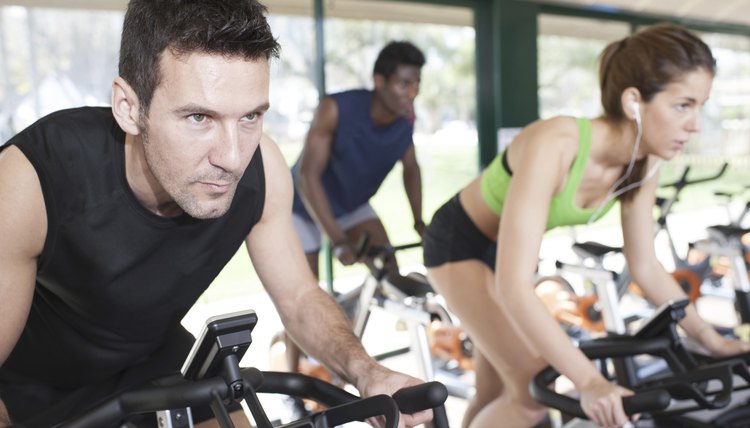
left=245, top=136, right=430, bottom=426
left=400, top=145, right=424, bottom=236
left=0, top=146, right=46, bottom=425
left=296, top=97, right=352, bottom=254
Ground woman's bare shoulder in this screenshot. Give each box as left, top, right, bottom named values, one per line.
left=513, top=115, right=580, bottom=160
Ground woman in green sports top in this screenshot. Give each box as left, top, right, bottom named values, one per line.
left=423, top=23, right=750, bottom=428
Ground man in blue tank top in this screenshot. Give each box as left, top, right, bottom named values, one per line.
left=0, top=2, right=432, bottom=427
left=291, top=41, right=426, bottom=276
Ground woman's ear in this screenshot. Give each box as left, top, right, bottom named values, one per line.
left=620, top=87, right=642, bottom=121
left=111, top=76, right=143, bottom=135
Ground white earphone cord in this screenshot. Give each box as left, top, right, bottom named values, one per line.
left=586, top=111, right=662, bottom=226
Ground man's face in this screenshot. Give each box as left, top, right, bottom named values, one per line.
left=139, top=50, right=270, bottom=219
left=377, top=64, right=421, bottom=119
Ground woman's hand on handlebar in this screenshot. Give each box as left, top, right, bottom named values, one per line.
left=579, top=378, right=635, bottom=428
left=700, top=329, right=750, bottom=358
left=356, top=365, right=432, bottom=428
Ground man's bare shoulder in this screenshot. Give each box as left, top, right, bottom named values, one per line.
left=0, top=145, right=46, bottom=255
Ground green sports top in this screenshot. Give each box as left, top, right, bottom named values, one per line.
left=480, top=118, right=617, bottom=230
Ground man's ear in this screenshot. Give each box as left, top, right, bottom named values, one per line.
left=373, top=73, right=386, bottom=91
left=111, top=76, right=143, bottom=135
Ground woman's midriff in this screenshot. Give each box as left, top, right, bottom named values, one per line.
left=459, top=176, right=500, bottom=241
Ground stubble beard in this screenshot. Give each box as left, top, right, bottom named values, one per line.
left=139, top=117, right=235, bottom=220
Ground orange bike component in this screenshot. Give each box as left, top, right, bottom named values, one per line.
left=535, top=278, right=603, bottom=333
left=670, top=268, right=701, bottom=302
left=428, top=321, right=474, bottom=371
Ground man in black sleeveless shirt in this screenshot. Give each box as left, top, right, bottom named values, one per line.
left=0, top=1, right=430, bottom=427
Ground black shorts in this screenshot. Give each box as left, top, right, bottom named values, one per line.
left=0, top=325, right=227, bottom=427
left=423, top=194, right=497, bottom=270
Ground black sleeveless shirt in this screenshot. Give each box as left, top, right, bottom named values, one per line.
left=1, top=107, right=265, bottom=387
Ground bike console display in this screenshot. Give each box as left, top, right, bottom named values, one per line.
left=181, top=309, right=258, bottom=381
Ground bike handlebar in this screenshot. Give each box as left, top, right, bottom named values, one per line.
left=59, top=367, right=265, bottom=428
left=531, top=366, right=671, bottom=418
left=660, top=162, right=728, bottom=190
left=59, top=369, right=447, bottom=428
left=530, top=299, right=750, bottom=424
left=657, top=163, right=728, bottom=222
left=257, top=371, right=448, bottom=413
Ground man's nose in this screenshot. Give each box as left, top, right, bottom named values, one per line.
left=211, top=125, right=243, bottom=172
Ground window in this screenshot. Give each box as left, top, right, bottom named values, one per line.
left=698, top=32, right=750, bottom=158
left=537, top=14, right=630, bottom=119
left=0, top=6, right=122, bottom=143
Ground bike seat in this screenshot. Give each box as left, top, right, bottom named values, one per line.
left=572, top=241, right=622, bottom=259
left=385, top=272, right=435, bottom=298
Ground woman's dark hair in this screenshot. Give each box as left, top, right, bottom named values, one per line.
left=119, top=0, right=281, bottom=114
left=598, top=23, right=715, bottom=201
left=373, top=41, right=426, bottom=78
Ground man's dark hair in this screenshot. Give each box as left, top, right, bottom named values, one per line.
left=119, top=0, right=281, bottom=114
left=373, top=41, right=425, bottom=78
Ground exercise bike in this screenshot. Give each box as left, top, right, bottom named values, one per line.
left=55, top=309, right=449, bottom=428
left=531, top=299, right=750, bottom=427
left=269, top=234, right=471, bottom=427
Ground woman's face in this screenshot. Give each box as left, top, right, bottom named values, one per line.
left=639, top=68, right=714, bottom=160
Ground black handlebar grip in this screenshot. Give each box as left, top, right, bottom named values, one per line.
left=392, top=381, right=448, bottom=414
left=623, top=389, right=671, bottom=414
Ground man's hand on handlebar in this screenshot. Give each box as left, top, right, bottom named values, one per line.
left=333, top=240, right=358, bottom=265
left=413, top=220, right=426, bottom=239
left=355, top=365, right=432, bottom=428
left=580, top=378, right=635, bottom=428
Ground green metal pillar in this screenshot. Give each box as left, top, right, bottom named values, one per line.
left=475, top=0, right=539, bottom=168
left=312, top=0, right=335, bottom=293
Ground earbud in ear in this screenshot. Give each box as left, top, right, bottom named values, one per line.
left=631, top=101, right=641, bottom=122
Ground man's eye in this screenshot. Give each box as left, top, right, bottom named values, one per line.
left=190, top=114, right=206, bottom=122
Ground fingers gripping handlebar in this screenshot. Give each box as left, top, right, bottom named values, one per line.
left=257, top=371, right=448, bottom=412
left=530, top=367, right=671, bottom=418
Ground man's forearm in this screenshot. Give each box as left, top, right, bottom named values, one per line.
left=287, top=288, right=377, bottom=386
left=402, top=166, right=422, bottom=222
left=299, top=176, right=347, bottom=244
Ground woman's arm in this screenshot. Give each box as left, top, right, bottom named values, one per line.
left=622, top=158, right=750, bottom=356
left=496, top=117, right=631, bottom=426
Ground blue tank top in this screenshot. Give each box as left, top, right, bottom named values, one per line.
left=1, top=107, right=266, bottom=387
left=291, top=89, right=414, bottom=219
